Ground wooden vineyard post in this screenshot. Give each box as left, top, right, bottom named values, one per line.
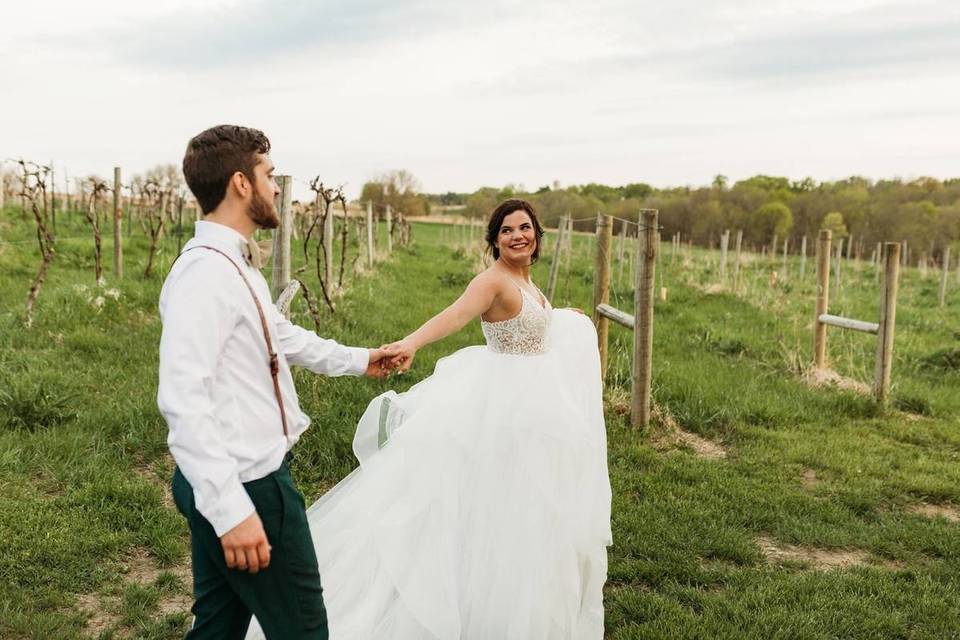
left=940, top=247, right=951, bottom=307
left=633, top=209, right=658, bottom=428
left=732, top=230, right=743, bottom=292
left=324, top=195, right=334, bottom=288
left=782, top=237, right=789, bottom=279
left=617, top=224, right=626, bottom=287
left=799, top=235, right=808, bottom=280
left=833, top=238, right=844, bottom=291
left=719, top=229, right=729, bottom=281
left=593, top=213, right=613, bottom=378
left=874, top=242, right=900, bottom=405
left=385, top=204, right=393, bottom=255
left=875, top=242, right=883, bottom=284
left=814, top=229, right=832, bottom=369
left=366, top=200, right=375, bottom=268
left=113, top=167, right=123, bottom=279
left=271, top=175, right=293, bottom=307
left=546, top=215, right=567, bottom=302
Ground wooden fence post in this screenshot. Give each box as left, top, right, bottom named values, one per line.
left=814, top=229, right=832, bottom=368
left=546, top=215, right=567, bottom=301
left=593, top=213, right=613, bottom=378
left=633, top=209, right=658, bottom=428
left=271, top=175, right=292, bottom=306
left=366, top=200, right=375, bottom=268
left=940, top=247, right=951, bottom=307
left=874, top=242, right=900, bottom=405
left=113, top=167, right=123, bottom=279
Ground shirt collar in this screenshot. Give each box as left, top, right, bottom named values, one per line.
left=193, top=220, right=250, bottom=263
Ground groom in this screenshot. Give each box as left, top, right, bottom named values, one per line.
left=158, top=124, right=394, bottom=638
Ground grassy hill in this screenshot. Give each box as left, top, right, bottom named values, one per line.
left=1, top=210, right=959, bottom=638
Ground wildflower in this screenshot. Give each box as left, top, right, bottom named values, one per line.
left=92, top=296, right=105, bottom=312
left=104, top=288, right=121, bottom=300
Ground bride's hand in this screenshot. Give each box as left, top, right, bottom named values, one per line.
left=382, top=339, right=417, bottom=373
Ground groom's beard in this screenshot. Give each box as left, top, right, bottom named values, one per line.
left=248, top=189, right=280, bottom=229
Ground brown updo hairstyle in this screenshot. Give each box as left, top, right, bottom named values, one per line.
left=485, top=199, right=546, bottom=264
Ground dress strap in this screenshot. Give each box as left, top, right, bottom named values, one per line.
left=508, top=276, right=547, bottom=309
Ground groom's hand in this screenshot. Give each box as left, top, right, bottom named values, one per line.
left=365, top=347, right=395, bottom=378
left=220, top=512, right=271, bottom=574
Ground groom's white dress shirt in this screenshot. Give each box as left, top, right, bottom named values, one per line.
left=158, top=221, right=369, bottom=537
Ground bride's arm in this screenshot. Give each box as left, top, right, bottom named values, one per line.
left=385, top=273, right=499, bottom=371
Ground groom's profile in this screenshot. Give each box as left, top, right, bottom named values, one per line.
left=158, top=124, right=392, bottom=638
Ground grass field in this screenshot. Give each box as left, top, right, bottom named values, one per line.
left=1, top=209, right=959, bottom=639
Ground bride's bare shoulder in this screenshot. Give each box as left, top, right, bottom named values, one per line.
left=470, top=267, right=512, bottom=294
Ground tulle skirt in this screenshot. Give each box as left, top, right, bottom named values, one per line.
left=248, top=309, right=612, bottom=639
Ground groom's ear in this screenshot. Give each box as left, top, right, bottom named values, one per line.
left=228, top=171, right=251, bottom=200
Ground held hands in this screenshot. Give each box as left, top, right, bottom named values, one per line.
left=220, top=511, right=271, bottom=574
left=381, top=338, right=418, bottom=374
left=364, top=343, right=416, bottom=378
left=365, top=347, right=398, bottom=378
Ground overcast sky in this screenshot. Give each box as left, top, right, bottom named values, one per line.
left=2, top=0, right=958, bottom=199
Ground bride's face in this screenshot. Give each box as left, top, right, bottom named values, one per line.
left=497, top=210, right=537, bottom=263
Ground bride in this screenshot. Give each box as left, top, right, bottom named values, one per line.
left=248, top=198, right=612, bottom=639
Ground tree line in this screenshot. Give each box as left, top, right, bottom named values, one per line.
left=427, top=175, right=960, bottom=261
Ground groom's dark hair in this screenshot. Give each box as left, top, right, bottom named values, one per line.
left=183, top=125, right=271, bottom=215
left=486, top=199, right=545, bottom=264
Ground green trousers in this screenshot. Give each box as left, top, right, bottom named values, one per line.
left=172, top=457, right=329, bottom=639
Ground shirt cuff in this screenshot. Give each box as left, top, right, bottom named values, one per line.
left=200, top=478, right=257, bottom=537
left=348, top=346, right=370, bottom=376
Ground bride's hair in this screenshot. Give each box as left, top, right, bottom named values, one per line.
left=485, top=199, right=546, bottom=264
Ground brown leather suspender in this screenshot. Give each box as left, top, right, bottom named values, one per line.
left=173, top=245, right=289, bottom=437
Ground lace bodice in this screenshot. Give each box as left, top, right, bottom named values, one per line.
left=481, top=285, right=552, bottom=355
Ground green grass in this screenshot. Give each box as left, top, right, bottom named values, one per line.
left=1, top=210, right=959, bottom=638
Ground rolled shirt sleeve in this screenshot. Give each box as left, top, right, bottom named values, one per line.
left=158, top=260, right=256, bottom=537
left=268, top=303, right=369, bottom=376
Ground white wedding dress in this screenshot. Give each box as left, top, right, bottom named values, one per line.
left=248, top=286, right=612, bottom=639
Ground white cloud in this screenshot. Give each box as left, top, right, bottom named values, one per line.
left=1, top=0, right=958, bottom=199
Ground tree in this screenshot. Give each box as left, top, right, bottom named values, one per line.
left=820, top=211, right=848, bottom=238
left=361, top=170, right=427, bottom=220
left=751, top=202, right=793, bottom=244
left=464, top=187, right=500, bottom=219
